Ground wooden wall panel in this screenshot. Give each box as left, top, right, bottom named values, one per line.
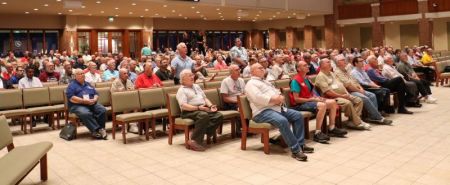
left=428, top=0, right=450, bottom=12
left=380, top=0, right=418, bottom=16
left=338, top=3, right=372, bottom=19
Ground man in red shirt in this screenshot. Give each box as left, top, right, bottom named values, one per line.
left=135, top=63, right=163, bottom=89
left=1, top=63, right=15, bottom=81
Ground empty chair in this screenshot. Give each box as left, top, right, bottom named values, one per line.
left=162, top=85, right=181, bottom=100
left=204, top=81, right=222, bottom=89
left=111, top=90, right=152, bottom=144
left=0, top=115, right=53, bottom=185
left=0, top=89, right=28, bottom=133
left=139, top=88, right=168, bottom=137
left=49, top=85, right=68, bottom=129
left=96, top=87, right=112, bottom=113
left=95, top=81, right=113, bottom=88
left=23, top=87, right=59, bottom=133
left=161, top=80, right=175, bottom=87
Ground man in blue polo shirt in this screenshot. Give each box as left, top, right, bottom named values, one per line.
left=171, top=42, right=195, bottom=85
left=66, top=68, right=107, bottom=139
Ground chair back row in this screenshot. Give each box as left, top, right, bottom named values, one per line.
left=0, top=85, right=68, bottom=110
left=111, top=86, right=181, bottom=113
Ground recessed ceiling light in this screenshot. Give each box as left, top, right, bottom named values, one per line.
left=269, top=18, right=273, bottom=20
left=140, top=15, right=143, bottom=18
left=81, top=6, right=86, bottom=8
left=68, top=9, right=73, bottom=12
left=216, top=8, right=220, bottom=11
left=272, top=15, right=276, bottom=18
left=238, top=9, right=242, bottom=12
left=184, top=17, right=188, bottom=19
left=1, top=2, right=6, bottom=5
left=287, top=16, right=291, bottom=18
left=307, top=13, right=311, bottom=16
left=44, top=4, right=49, bottom=7
left=58, top=13, right=62, bottom=15
left=203, top=17, right=207, bottom=20
left=221, top=18, right=224, bottom=21
left=191, top=6, right=195, bottom=9
left=276, top=12, right=280, bottom=14
left=256, top=14, right=259, bottom=16
left=25, top=11, right=29, bottom=14
left=145, top=9, right=148, bottom=11
left=96, top=1, right=101, bottom=4
left=129, top=12, right=133, bottom=14
left=56, top=0, right=61, bottom=2
left=218, top=12, right=221, bottom=15
left=131, top=3, right=136, bottom=6
left=237, top=16, right=241, bottom=19
left=162, top=16, right=167, bottom=18
left=154, top=13, right=159, bottom=16
left=115, top=14, right=119, bottom=17
left=115, top=7, right=118, bottom=10
left=292, top=12, right=296, bottom=15
left=252, top=20, right=256, bottom=22
left=33, top=8, right=38, bottom=11
left=100, top=11, right=104, bottom=13
left=178, top=14, right=182, bottom=16
left=88, top=14, right=92, bottom=16
left=196, top=11, right=200, bottom=14
left=220, top=15, right=223, bottom=18
left=171, top=10, right=175, bottom=13
left=163, top=5, right=167, bottom=8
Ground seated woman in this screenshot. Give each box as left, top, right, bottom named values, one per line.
left=176, top=69, right=223, bottom=151
left=290, top=61, right=347, bottom=143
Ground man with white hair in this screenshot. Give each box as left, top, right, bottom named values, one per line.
left=85, top=62, right=102, bottom=84
left=176, top=69, right=223, bottom=151
left=229, top=38, right=248, bottom=69
left=66, top=68, right=107, bottom=140
left=171, top=42, right=195, bottom=85
left=245, top=63, right=312, bottom=161
left=266, top=54, right=286, bottom=81
left=102, top=59, right=119, bottom=82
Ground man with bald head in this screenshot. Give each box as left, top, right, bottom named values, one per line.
left=135, top=62, right=163, bottom=89
left=245, top=63, right=312, bottom=161
left=220, top=64, right=245, bottom=135
left=314, top=58, right=370, bottom=130
left=290, top=61, right=347, bottom=143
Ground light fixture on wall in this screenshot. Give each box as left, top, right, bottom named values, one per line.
left=108, top=16, right=114, bottom=22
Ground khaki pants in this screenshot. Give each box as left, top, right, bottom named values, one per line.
left=336, top=97, right=363, bottom=125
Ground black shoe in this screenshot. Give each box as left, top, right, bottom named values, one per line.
left=302, top=145, right=314, bottom=153
left=313, top=132, right=330, bottom=143
left=291, top=151, right=307, bottom=161
left=398, top=108, right=413, bottom=114
left=328, top=128, right=347, bottom=137
left=91, top=132, right=103, bottom=139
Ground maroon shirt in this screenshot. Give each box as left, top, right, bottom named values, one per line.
left=39, top=71, right=61, bottom=82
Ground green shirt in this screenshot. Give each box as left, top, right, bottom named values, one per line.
left=141, top=47, right=152, bottom=56
left=290, top=78, right=312, bottom=93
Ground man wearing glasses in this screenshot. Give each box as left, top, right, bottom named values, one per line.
left=220, top=64, right=245, bottom=135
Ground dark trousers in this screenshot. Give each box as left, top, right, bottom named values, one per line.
left=413, top=66, right=435, bottom=82
left=408, top=78, right=432, bottom=97
left=174, top=77, right=180, bottom=85
left=380, top=77, right=407, bottom=110
left=223, top=102, right=242, bottom=134
left=70, top=103, right=106, bottom=133
left=365, top=87, right=390, bottom=112
left=181, top=110, right=223, bottom=144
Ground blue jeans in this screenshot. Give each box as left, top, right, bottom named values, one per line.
left=70, top=103, right=106, bottom=133
left=253, top=108, right=304, bottom=153
left=351, top=91, right=382, bottom=120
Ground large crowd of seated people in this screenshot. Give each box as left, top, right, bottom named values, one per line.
left=0, top=38, right=441, bottom=161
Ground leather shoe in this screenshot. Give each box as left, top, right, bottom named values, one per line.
left=186, top=140, right=206, bottom=151
left=291, top=152, right=307, bottom=161
left=398, top=109, right=413, bottom=114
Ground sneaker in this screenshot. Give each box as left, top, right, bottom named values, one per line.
left=425, top=96, right=437, bottom=104
left=91, top=132, right=103, bottom=139
left=313, top=132, right=330, bottom=143
left=99, top=128, right=108, bottom=140
left=328, top=128, right=347, bottom=137
left=345, top=121, right=365, bottom=130
left=291, top=151, right=308, bottom=161
left=129, top=124, right=139, bottom=134
left=302, top=145, right=314, bottom=153
left=379, top=118, right=393, bottom=125
left=356, top=122, right=371, bottom=130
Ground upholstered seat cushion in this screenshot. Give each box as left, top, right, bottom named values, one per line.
left=115, top=112, right=151, bottom=122
left=440, top=72, right=450, bottom=78
left=249, top=120, right=273, bottom=129
left=145, top=109, right=168, bottom=118
left=175, top=118, right=194, bottom=126
left=0, top=142, right=53, bottom=185
left=0, top=109, right=28, bottom=117
left=27, top=106, right=59, bottom=114
left=104, top=106, right=112, bottom=112
left=51, top=104, right=65, bottom=111
left=219, top=110, right=240, bottom=119
left=300, top=111, right=313, bottom=118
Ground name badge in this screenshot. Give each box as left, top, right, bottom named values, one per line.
left=83, top=94, right=90, bottom=100
left=331, top=84, right=339, bottom=89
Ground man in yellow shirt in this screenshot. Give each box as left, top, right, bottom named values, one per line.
left=421, top=48, right=434, bottom=65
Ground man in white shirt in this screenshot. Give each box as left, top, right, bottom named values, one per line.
left=85, top=62, right=102, bottom=84
left=245, top=63, right=312, bottom=161
left=266, top=55, right=287, bottom=81
left=18, top=66, right=43, bottom=89
left=220, top=65, right=245, bottom=135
